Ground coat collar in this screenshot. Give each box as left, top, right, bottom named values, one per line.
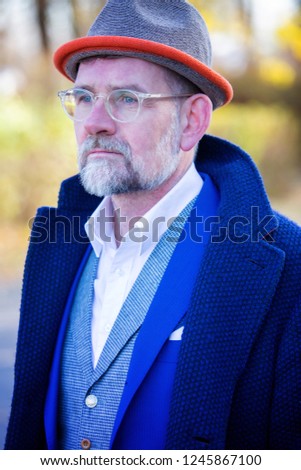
left=196, top=134, right=277, bottom=239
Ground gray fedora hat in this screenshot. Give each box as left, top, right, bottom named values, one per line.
left=54, top=0, right=233, bottom=109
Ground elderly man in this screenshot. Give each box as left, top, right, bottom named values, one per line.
left=5, top=0, right=301, bottom=450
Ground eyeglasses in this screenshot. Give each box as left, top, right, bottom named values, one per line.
left=57, top=88, right=192, bottom=123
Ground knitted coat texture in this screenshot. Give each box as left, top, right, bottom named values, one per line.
left=5, top=135, right=301, bottom=450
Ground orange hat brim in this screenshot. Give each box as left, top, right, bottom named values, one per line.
left=54, top=36, right=233, bottom=108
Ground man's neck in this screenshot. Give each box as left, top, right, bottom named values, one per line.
left=111, top=163, right=191, bottom=243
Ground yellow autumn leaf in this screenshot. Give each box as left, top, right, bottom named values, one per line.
left=258, top=58, right=296, bottom=88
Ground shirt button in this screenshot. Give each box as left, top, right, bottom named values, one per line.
left=134, top=220, right=144, bottom=229
left=104, top=323, right=111, bottom=333
left=115, top=267, right=125, bottom=277
left=81, top=438, right=91, bottom=450
left=85, top=394, right=98, bottom=408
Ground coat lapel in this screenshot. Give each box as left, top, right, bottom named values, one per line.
left=166, top=230, right=285, bottom=449
left=165, top=135, right=286, bottom=449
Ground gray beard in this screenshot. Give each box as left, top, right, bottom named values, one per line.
left=78, top=113, right=181, bottom=197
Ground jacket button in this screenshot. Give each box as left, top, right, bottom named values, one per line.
left=85, top=394, right=98, bottom=408
left=81, top=438, right=91, bottom=450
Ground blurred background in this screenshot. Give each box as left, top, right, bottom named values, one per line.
left=0, top=0, right=300, bottom=449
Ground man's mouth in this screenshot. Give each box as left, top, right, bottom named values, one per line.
left=86, top=148, right=123, bottom=159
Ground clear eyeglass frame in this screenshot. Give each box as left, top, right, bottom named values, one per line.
left=57, top=87, right=193, bottom=123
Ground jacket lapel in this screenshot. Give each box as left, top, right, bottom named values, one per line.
left=111, top=174, right=220, bottom=444
left=92, top=179, right=211, bottom=383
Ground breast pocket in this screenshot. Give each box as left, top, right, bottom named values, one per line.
left=155, top=328, right=184, bottom=364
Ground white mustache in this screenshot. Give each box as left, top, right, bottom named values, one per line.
left=78, top=136, right=132, bottom=167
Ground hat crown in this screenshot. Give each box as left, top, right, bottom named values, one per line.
left=53, top=0, right=233, bottom=109
left=88, top=0, right=212, bottom=66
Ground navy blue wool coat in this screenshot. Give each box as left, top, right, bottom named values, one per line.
left=5, top=135, right=301, bottom=450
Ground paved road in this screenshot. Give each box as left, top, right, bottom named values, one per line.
left=0, top=280, right=21, bottom=449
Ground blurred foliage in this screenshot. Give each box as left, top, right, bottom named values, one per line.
left=277, top=13, right=301, bottom=61
left=0, top=93, right=76, bottom=223
left=209, top=103, right=300, bottom=196
left=258, top=58, right=296, bottom=88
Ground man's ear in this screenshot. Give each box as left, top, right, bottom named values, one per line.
left=179, top=94, right=212, bottom=152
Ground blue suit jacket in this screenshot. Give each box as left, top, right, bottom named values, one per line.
left=5, top=135, right=301, bottom=450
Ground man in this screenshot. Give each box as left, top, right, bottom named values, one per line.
left=5, top=0, right=301, bottom=450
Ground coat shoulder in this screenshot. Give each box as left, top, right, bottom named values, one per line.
left=273, top=210, right=301, bottom=257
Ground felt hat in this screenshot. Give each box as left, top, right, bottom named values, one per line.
left=53, top=0, right=233, bottom=109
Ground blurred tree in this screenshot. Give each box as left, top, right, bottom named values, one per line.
left=33, top=0, right=107, bottom=52
left=236, top=0, right=252, bottom=30
left=69, top=0, right=81, bottom=37
left=68, top=0, right=106, bottom=36
left=35, top=0, right=49, bottom=52
left=0, top=0, right=8, bottom=64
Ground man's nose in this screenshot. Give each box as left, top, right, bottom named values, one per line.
left=83, top=99, right=116, bottom=136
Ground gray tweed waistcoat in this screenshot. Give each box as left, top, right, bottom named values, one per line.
left=58, top=198, right=195, bottom=450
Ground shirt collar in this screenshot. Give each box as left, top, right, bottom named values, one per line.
left=85, top=163, right=203, bottom=257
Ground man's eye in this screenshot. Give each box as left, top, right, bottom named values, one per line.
left=75, top=91, right=92, bottom=104
left=123, top=95, right=136, bottom=104
left=115, top=92, right=138, bottom=105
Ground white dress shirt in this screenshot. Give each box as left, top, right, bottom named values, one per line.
left=85, top=164, right=203, bottom=368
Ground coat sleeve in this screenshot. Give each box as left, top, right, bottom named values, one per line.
left=270, top=296, right=301, bottom=449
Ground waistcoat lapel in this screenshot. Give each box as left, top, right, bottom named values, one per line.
left=68, top=250, right=98, bottom=385
left=91, top=193, right=198, bottom=382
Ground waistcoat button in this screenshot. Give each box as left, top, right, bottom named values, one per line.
left=81, top=438, right=91, bottom=450
left=85, top=394, right=98, bottom=408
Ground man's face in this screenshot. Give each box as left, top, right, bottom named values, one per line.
left=74, top=57, right=183, bottom=197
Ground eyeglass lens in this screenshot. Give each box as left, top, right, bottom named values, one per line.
left=62, top=89, right=140, bottom=122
